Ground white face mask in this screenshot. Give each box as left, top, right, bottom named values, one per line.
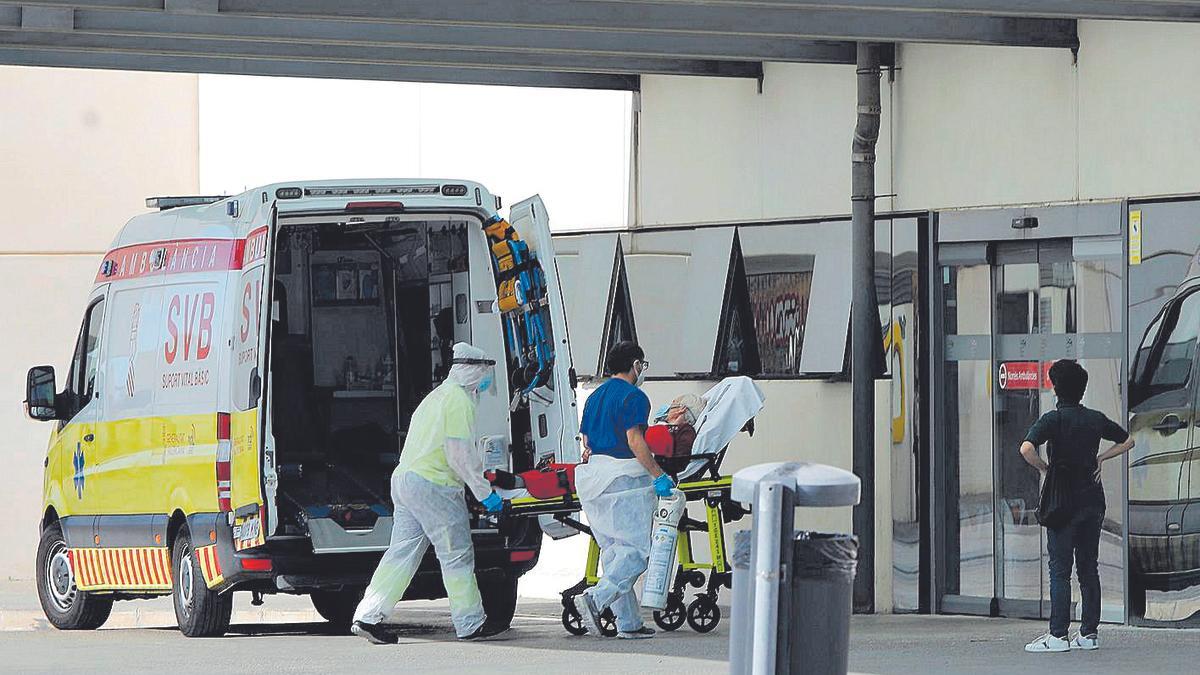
left=634, top=362, right=647, bottom=387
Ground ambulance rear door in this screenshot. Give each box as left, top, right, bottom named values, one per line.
left=228, top=205, right=275, bottom=548
left=507, top=196, right=580, bottom=464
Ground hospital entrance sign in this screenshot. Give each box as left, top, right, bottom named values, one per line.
left=998, top=361, right=1043, bottom=390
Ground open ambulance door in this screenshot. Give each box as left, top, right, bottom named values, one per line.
left=507, top=196, right=581, bottom=466
left=508, top=196, right=581, bottom=541
left=227, top=205, right=275, bottom=550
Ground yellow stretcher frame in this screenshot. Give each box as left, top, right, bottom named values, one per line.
left=502, top=474, right=745, bottom=636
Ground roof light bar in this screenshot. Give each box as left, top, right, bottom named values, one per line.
left=145, top=195, right=228, bottom=211
left=304, top=184, right=439, bottom=197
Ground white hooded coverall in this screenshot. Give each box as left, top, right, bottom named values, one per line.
left=353, top=343, right=495, bottom=637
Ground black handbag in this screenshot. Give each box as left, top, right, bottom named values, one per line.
left=1037, top=463, right=1073, bottom=529
left=1037, top=414, right=1072, bottom=529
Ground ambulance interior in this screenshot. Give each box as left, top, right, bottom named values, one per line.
left=269, top=215, right=476, bottom=536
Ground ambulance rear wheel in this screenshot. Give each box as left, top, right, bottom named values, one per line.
left=36, top=522, right=113, bottom=630
left=311, top=587, right=364, bottom=633
left=480, top=575, right=519, bottom=628
left=171, top=529, right=232, bottom=637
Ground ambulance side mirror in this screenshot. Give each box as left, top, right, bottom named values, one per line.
left=25, top=366, right=59, bottom=421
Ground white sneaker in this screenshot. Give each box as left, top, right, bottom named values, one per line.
left=1069, top=633, right=1099, bottom=651
left=1024, top=632, right=1070, bottom=653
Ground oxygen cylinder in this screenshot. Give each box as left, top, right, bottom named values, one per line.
left=641, top=490, right=687, bottom=610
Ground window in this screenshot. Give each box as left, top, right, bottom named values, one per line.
left=1137, top=291, right=1200, bottom=401
left=1130, top=309, right=1165, bottom=393
left=66, top=299, right=106, bottom=418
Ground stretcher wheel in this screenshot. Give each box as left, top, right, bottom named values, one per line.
left=560, top=605, right=618, bottom=637
left=653, top=596, right=687, bottom=632
left=599, top=608, right=618, bottom=637
left=686, top=596, right=720, bottom=633
left=561, top=607, right=588, bottom=636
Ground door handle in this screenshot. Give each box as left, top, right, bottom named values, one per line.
left=83, top=433, right=95, bottom=443
left=1152, top=415, right=1187, bottom=434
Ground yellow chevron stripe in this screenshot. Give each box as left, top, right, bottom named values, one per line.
left=70, top=547, right=172, bottom=591
left=195, top=544, right=224, bottom=588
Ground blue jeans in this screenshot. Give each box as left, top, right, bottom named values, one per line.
left=1046, top=505, right=1103, bottom=638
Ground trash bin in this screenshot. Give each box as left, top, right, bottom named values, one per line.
left=787, top=532, right=858, bottom=675
left=728, top=462, right=861, bottom=675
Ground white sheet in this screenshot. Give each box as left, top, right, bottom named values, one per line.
left=680, top=376, right=766, bottom=480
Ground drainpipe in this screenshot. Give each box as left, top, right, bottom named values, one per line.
left=851, top=42, right=882, bottom=614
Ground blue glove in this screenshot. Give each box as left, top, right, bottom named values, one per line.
left=481, top=491, right=504, bottom=513
left=653, top=473, right=676, bottom=498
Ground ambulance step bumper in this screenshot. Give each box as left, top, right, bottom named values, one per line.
left=275, top=573, right=373, bottom=592
left=307, top=516, right=393, bottom=554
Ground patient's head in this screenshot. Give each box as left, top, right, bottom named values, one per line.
left=665, top=394, right=706, bottom=426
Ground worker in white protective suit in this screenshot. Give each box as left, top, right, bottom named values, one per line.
left=573, top=341, right=675, bottom=639
left=351, top=342, right=509, bottom=644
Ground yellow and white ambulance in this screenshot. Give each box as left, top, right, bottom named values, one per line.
left=25, top=180, right=580, bottom=636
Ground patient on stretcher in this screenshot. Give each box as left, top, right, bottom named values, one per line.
left=646, top=393, right=705, bottom=459
left=488, top=377, right=766, bottom=500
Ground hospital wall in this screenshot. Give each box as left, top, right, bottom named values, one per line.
left=637, top=20, right=1200, bottom=222
left=633, top=18, right=1200, bottom=615
left=0, top=66, right=199, bottom=581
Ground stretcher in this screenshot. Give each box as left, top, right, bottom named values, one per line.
left=500, top=452, right=748, bottom=636
left=495, top=377, right=766, bottom=637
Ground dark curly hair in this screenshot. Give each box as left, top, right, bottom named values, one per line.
left=1048, top=359, right=1088, bottom=404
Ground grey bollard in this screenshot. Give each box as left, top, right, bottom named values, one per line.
left=729, top=530, right=754, bottom=675
left=729, top=462, right=861, bottom=675
left=787, top=532, right=858, bottom=675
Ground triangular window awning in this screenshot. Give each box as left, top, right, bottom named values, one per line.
left=552, top=232, right=637, bottom=380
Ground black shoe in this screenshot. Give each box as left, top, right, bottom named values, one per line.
left=352, top=620, right=398, bottom=645
left=460, top=620, right=512, bottom=641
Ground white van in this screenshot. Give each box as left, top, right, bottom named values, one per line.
left=25, top=180, right=580, bottom=636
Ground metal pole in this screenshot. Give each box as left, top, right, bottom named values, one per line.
left=851, top=41, right=882, bottom=613
left=750, top=482, right=784, bottom=674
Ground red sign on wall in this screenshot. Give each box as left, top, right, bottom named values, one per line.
left=997, top=360, right=1059, bottom=390
left=998, top=361, right=1042, bottom=390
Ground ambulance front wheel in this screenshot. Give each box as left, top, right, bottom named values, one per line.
left=36, top=522, right=113, bottom=630
left=171, top=528, right=232, bottom=637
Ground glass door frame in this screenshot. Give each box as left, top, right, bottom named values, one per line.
left=928, top=203, right=1130, bottom=620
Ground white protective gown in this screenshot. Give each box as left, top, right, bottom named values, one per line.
left=352, top=343, right=493, bottom=637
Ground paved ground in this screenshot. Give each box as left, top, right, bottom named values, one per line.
left=2, top=581, right=1197, bottom=674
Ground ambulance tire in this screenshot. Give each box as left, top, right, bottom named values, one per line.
left=480, top=575, right=519, bottom=628
left=311, top=588, right=364, bottom=633
left=36, top=522, right=113, bottom=630
left=171, top=529, right=232, bottom=637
